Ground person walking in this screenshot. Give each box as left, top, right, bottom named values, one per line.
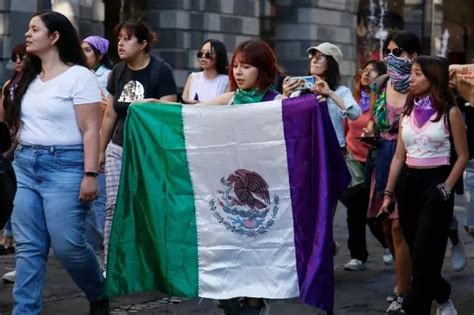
left=99, top=21, right=178, bottom=272
left=342, top=60, right=393, bottom=271
left=81, top=35, right=112, bottom=270
left=363, top=31, right=421, bottom=313
left=182, top=39, right=229, bottom=103
left=380, top=56, right=468, bottom=315
left=0, top=43, right=27, bottom=260
left=4, top=11, right=108, bottom=314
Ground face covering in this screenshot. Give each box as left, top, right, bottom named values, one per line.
left=413, top=95, right=436, bottom=127
left=233, top=88, right=267, bottom=105
left=384, top=53, right=412, bottom=93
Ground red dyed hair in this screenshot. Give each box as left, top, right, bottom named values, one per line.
left=228, top=40, right=278, bottom=91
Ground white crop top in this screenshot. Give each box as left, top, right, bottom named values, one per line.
left=401, top=113, right=450, bottom=167
left=188, top=72, right=228, bottom=102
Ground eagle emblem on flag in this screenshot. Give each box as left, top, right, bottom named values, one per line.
left=209, top=169, right=280, bottom=238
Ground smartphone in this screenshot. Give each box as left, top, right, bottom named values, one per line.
left=289, top=76, right=316, bottom=90
left=355, top=136, right=378, bottom=145
left=376, top=202, right=395, bottom=221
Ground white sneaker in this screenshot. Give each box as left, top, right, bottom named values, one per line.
left=383, top=248, right=394, bottom=265
left=102, top=270, right=107, bottom=278
left=343, top=259, right=367, bottom=271
left=2, top=270, right=16, bottom=283
left=436, top=299, right=458, bottom=315
left=386, top=296, right=405, bottom=314
left=451, top=243, right=466, bottom=272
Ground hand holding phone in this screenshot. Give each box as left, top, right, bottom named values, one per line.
left=289, top=76, right=316, bottom=90
left=355, top=136, right=378, bottom=146
left=376, top=200, right=395, bottom=221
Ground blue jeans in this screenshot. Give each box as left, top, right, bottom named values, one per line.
left=11, top=145, right=104, bottom=315
left=85, top=172, right=106, bottom=253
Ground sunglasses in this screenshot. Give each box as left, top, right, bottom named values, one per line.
left=196, top=51, right=213, bottom=59
left=11, top=54, right=26, bottom=62
left=308, top=54, right=327, bottom=64
left=383, top=48, right=404, bottom=57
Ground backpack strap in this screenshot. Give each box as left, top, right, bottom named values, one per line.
left=113, top=61, right=127, bottom=98
left=148, top=56, right=164, bottom=97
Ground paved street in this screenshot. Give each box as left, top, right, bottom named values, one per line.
left=0, top=196, right=472, bottom=315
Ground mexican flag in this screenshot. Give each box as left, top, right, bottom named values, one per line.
left=105, top=95, right=350, bottom=312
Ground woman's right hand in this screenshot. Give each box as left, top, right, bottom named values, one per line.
left=99, top=150, right=106, bottom=173
left=376, top=195, right=393, bottom=219
left=282, top=77, right=299, bottom=97
left=184, top=99, right=199, bottom=105
left=361, top=125, right=374, bottom=137
left=100, top=92, right=108, bottom=114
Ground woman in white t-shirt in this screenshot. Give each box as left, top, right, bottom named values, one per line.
left=4, top=11, right=107, bottom=315
left=182, top=39, right=229, bottom=104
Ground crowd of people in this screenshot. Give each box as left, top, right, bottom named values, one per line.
left=0, top=9, right=473, bottom=315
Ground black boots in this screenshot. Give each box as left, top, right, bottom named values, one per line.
left=89, top=298, right=110, bottom=315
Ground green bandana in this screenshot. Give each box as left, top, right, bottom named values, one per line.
left=232, top=88, right=267, bottom=105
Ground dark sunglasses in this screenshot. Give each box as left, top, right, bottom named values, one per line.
left=11, top=54, right=26, bottom=62
left=196, top=51, right=213, bottom=59
left=383, top=47, right=404, bottom=57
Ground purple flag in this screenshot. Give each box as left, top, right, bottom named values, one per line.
left=283, top=95, right=350, bottom=311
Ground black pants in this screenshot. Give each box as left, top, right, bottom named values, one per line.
left=396, top=166, right=453, bottom=315
left=341, top=182, right=387, bottom=262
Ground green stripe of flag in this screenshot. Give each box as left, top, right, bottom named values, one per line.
left=105, top=102, right=199, bottom=297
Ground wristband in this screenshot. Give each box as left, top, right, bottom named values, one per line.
left=85, top=171, right=99, bottom=177
left=383, top=190, right=394, bottom=197
left=436, top=183, right=451, bottom=201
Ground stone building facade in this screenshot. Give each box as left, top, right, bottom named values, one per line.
left=0, top=0, right=473, bottom=89
left=0, top=0, right=359, bottom=88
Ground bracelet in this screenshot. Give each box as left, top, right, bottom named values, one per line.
left=383, top=190, right=394, bottom=197
left=84, top=171, right=99, bottom=177
left=436, top=183, right=452, bottom=201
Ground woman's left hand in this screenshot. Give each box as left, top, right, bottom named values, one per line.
left=312, top=77, right=333, bottom=96
left=79, top=176, right=98, bottom=202
left=316, top=94, right=327, bottom=103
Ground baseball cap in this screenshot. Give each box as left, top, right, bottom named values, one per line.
left=306, top=42, right=343, bottom=66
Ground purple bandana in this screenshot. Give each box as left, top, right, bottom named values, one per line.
left=83, top=36, right=109, bottom=55
left=359, top=89, right=371, bottom=112
left=413, top=96, right=436, bottom=127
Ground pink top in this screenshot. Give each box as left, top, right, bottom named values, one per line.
left=401, top=112, right=450, bottom=167
left=345, top=111, right=371, bottom=162
left=380, top=103, right=403, bottom=141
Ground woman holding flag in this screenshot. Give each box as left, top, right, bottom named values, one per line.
left=99, top=20, right=177, bottom=273
left=203, top=39, right=283, bottom=106
left=203, top=39, right=330, bottom=315
left=202, top=38, right=284, bottom=315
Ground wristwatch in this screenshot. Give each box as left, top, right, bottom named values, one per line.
left=84, top=171, right=99, bottom=177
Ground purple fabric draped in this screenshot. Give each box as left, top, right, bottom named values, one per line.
left=282, top=95, right=350, bottom=312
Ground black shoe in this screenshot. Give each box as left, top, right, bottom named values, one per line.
left=217, top=298, right=241, bottom=315
left=0, top=246, right=15, bottom=255
left=89, top=298, right=109, bottom=315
